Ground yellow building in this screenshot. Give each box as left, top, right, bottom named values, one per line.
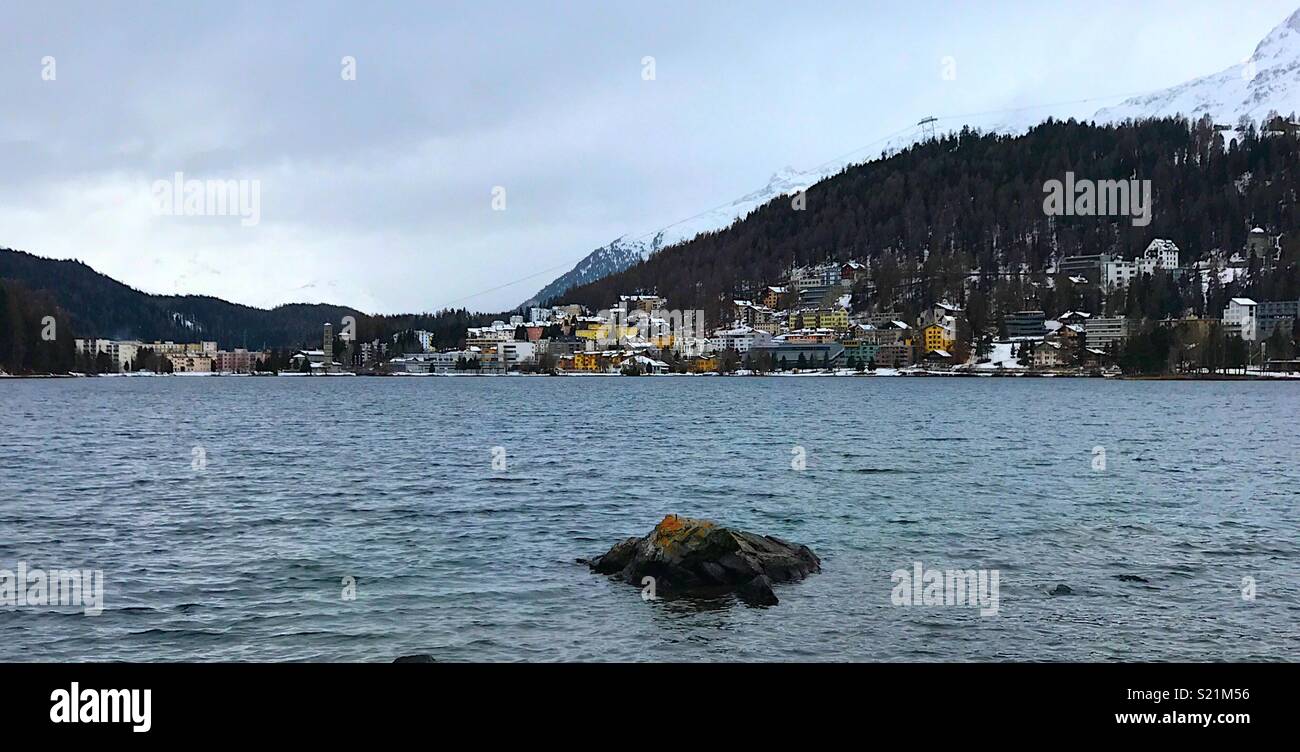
left=797, top=308, right=849, bottom=330
left=921, top=323, right=954, bottom=353
left=688, top=356, right=719, bottom=373
left=762, top=286, right=789, bottom=310
left=572, top=352, right=600, bottom=371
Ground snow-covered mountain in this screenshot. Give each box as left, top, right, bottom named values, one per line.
left=524, top=7, right=1300, bottom=309
left=520, top=165, right=839, bottom=307
left=1095, top=8, right=1300, bottom=126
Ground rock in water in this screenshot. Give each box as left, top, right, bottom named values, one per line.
left=586, top=515, right=820, bottom=606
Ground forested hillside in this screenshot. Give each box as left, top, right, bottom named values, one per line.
left=0, top=248, right=366, bottom=348
left=555, top=117, right=1300, bottom=323
left=0, top=248, right=493, bottom=373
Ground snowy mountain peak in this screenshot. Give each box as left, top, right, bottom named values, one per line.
left=1096, top=7, right=1300, bottom=126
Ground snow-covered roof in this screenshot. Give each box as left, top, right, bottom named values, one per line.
left=1230, top=298, right=1258, bottom=306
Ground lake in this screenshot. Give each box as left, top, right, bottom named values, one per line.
left=1, top=375, right=1296, bottom=661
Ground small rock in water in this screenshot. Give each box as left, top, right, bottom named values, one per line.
left=393, top=654, right=437, bottom=663
left=1049, top=584, right=1073, bottom=596
left=586, top=515, right=820, bottom=606
left=1114, top=574, right=1149, bottom=583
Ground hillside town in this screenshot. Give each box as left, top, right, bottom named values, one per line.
left=374, top=229, right=1300, bottom=377
left=64, top=228, right=1300, bottom=378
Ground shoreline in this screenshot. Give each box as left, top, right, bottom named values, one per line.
left=4, top=370, right=1297, bottom=381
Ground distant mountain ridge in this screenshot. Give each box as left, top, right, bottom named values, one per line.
left=521, top=165, right=848, bottom=308
left=0, top=248, right=365, bottom=349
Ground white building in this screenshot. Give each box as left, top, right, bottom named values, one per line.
left=1103, top=259, right=1140, bottom=288
left=707, top=326, right=773, bottom=354
left=73, top=339, right=140, bottom=371
left=1144, top=239, right=1180, bottom=269
left=390, top=329, right=436, bottom=353
left=1084, top=317, right=1129, bottom=350
left=1103, top=240, right=1181, bottom=288
left=1223, top=298, right=1259, bottom=341
left=491, top=340, right=536, bottom=369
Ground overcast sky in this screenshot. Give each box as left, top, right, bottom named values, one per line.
left=2, top=0, right=1297, bottom=313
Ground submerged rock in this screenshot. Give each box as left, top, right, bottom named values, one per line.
left=586, top=515, right=820, bottom=606
left=1114, top=574, right=1149, bottom=583
left=1048, top=584, right=1073, bottom=596
left=393, top=654, right=437, bottom=663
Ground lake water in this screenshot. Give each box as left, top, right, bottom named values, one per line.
left=1, top=376, right=1296, bottom=661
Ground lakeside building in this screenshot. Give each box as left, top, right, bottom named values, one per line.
left=539, top=336, right=584, bottom=358
left=1032, top=340, right=1065, bottom=369
left=1223, top=298, right=1259, bottom=341
left=920, top=322, right=953, bottom=354
left=212, top=349, right=265, bottom=373
left=708, top=326, right=773, bottom=354
left=872, top=343, right=913, bottom=368
left=751, top=342, right=845, bottom=370
left=389, top=349, right=482, bottom=374
left=167, top=354, right=212, bottom=372
left=73, top=339, right=140, bottom=371
left=1256, top=299, right=1299, bottom=339
left=841, top=340, right=881, bottom=365
left=290, top=323, right=345, bottom=373
left=562, top=349, right=666, bottom=374
left=73, top=338, right=250, bottom=373
left=1084, top=317, right=1130, bottom=350
left=488, top=340, right=536, bottom=370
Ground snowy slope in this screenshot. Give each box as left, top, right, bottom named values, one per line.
left=520, top=165, right=837, bottom=307
left=1095, top=9, right=1300, bottom=126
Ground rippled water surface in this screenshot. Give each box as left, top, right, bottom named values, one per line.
left=1, top=376, right=1297, bottom=661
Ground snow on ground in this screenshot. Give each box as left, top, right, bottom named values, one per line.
left=973, top=342, right=1027, bottom=371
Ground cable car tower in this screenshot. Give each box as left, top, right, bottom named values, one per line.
left=918, top=116, right=938, bottom=142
